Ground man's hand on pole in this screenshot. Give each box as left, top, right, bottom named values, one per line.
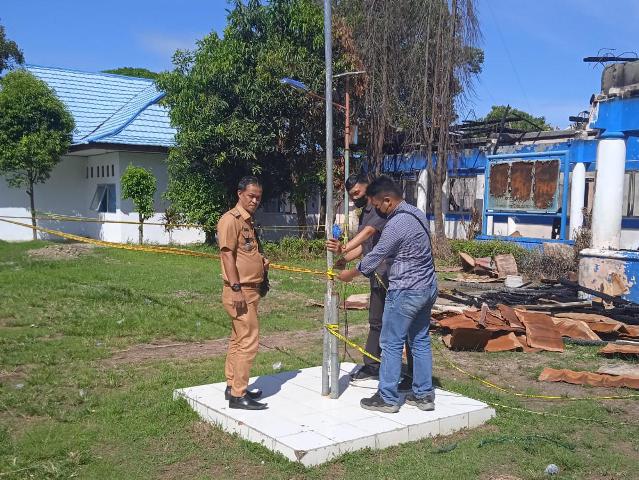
left=335, top=268, right=360, bottom=283
left=325, top=238, right=342, bottom=254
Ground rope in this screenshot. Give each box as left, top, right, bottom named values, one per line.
left=0, top=218, right=335, bottom=279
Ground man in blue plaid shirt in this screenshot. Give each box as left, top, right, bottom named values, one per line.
left=336, top=175, right=438, bottom=413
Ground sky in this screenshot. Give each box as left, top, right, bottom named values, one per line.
left=2, top=0, right=638, bottom=128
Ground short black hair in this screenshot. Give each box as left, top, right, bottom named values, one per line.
left=366, top=175, right=402, bottom=199
left=238, top=176, right=262, bottom=191
left=345, top=173, right=370, bottom=191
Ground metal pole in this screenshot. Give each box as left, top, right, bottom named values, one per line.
left=343, top=81, right=350, bottom=238
left=322, top=0, right=335, bottom=397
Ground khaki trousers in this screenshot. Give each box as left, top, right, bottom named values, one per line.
left=222, top=287, right=260, bottom=397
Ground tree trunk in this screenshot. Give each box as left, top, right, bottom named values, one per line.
left=433, top=164, right=446, bottom=238
left=205, top=229, right=216, bottom=245
left=27, top=180, right=37, bottom=241
left=138, top=213, right=144, bottom=245
left=294, top=200, right=308, bottom=239
left=318, top=192, right=327, bottom=238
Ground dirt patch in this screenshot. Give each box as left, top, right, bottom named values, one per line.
left=480, top=475, right=523, bottom=480
left=104, top=324, right=369, bottom=366
left=0, top=365, right=30, bottom=386
left=27, top=243, right=95, bottom=260
left=157, top=454, right=216, bottom=480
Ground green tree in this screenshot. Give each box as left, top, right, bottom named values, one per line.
left=0, top=71, right=74, bottom=240
left=102, top=67, right=159, bottom=80
left=158, top=0, right=351, bottom=240
left=482, top=105, right=552, bottom=132
left=120, top=165, right=157, bottom=244
left=0, top=20, right=24, bottom=73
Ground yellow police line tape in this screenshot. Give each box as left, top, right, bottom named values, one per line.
left=324, top=322, right=639, bottom=401
left=4, top=216, right=637, bottom=404
left=0, top=217, right=335, bottom=279
left=0, top=213, right=328, bottom=231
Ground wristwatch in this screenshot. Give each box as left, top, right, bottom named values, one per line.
left=231, top=283, right=242, bottom=292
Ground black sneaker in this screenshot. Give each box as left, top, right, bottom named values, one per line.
left=405, top=392, right=435, bottom=411
left=350, top=366, right=379, bottom=383
left=360, top=392, right=400, bottom=413
left=397, top=376, right=413, bottom=393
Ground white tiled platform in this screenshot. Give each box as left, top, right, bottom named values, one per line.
left=174, top=362, right=495, bottom=466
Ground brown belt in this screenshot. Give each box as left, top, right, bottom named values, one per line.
left=224, top=281, right=262, bottom=289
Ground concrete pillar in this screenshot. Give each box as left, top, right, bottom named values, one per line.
left=569, top=162, right=586, bottom=239
left=591, top=134, right=626, bottom=249
left=417, top=169, right=428, bottom=213
left=487, top=215, right=494, bottom=235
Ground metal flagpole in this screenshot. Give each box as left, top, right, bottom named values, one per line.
left=343, top=80, right=350, bottom=237
left=322, top=0, right=339, bottom=398
left=322, top=0, right=336, bottom=397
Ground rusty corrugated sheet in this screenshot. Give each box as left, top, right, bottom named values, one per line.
left=510, top=161, right=534, bottom=202
left=534, top=160, right=560, bottom=209
left=489, top=163, right=509, bottom=197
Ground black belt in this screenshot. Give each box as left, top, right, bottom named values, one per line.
left=224, top=281, right=262, bottom=288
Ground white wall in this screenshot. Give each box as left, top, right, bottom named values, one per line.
left=0, top=150, right=204, bottom=245
left=113, top=152, right=204, bottom=244
left=0, top=155, right=89, bottom=241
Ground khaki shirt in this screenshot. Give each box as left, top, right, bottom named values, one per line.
left=217, top=204, right=264, bottom=284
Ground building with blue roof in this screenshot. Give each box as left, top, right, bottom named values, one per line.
left=0, top=65, right=202, bottom=244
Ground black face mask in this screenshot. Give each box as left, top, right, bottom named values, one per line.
left=353, top=196, right=368, bottom=209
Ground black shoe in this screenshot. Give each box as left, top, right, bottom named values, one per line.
left=397, top=376, right=413, bottom=393
left=229, top=394, right=268, bottom=410
left=405, top=392, right=435, bottom=411
left=350, top=366, right=379, bottom=383
left=224, top=386, right=262, bottom=401
left=360, top=392, right=399, bottom=413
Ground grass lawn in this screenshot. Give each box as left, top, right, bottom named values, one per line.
left=1, top=241, right=639, bottom=479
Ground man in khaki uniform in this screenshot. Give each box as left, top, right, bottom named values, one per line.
left=217, top=176, right=269, bottom=410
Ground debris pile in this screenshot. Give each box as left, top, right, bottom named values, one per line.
left=456, top=252, right=519, bottom=284
left=433, top=302, right=639, bottom=354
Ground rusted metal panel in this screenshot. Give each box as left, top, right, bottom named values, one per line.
left=510, top=161, right=534, bottom=202
left=487, top=158, right=560, bottom=212
left=489, top=163, right=509, bottom=197
left=534, top=160, right=560, bottom=209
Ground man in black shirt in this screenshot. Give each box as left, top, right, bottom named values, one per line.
left=327, top=174, right=412, bottom=390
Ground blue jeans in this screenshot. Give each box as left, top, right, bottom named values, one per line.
left=378, top=285, right=438, bottom=405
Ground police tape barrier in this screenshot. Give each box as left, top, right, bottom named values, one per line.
left=0, top=217, right=334, bottom=279
left=4, top=215, right=637, bottom=403
left=0, top=213, right=328, bottom=231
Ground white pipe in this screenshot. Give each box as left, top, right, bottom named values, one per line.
left=569, top=162, right=586, bottom=239
left=591, top=136, right=626, bottom=249
left=417, top=169, right=429, bottom=213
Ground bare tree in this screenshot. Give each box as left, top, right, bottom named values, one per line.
left=336, top=0, right=482, bottom=238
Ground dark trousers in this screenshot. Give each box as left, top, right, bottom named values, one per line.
left=363, top=284, right=385, bottom=371
left=364, top=281, right=414, bottom=377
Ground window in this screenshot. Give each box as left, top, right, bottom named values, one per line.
left=111, top=165, right=115, bottom=177
left=261, top=195, right=294, bottom=214
left=90, top=167, right=94, bottom=178
left=623, top=172, right=639, bottom=218
left=90, top=184, right=116, bottom=213
left=448, top=176, right=476, bottom=213
left=101, top=165, right=105, bottom=177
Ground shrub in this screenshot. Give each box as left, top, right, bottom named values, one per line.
left=262, top=236, right=326, bottom=261
left=519, top=247, right=576, bottom=281
left=449, top=239, right=528, bottom=264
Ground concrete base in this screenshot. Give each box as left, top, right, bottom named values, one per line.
left=174, top=363, right=495, bottom=466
